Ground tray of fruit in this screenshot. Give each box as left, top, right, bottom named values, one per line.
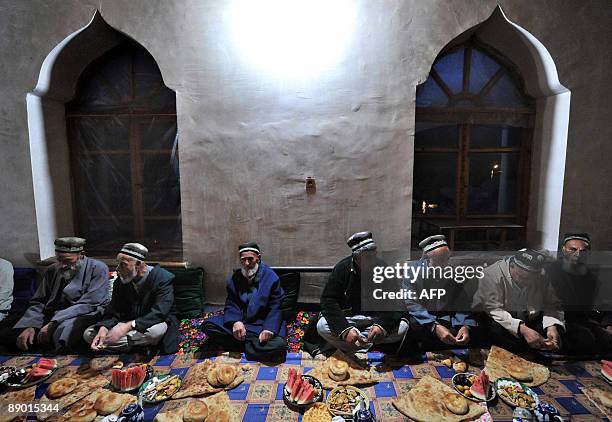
left=283, top=369, right=323, bottom=407
left=111, top=363, right=152, bottom=392
left=6, top=358, right=57, bottom=388
left=452, top=371, right=495, bottom=402
left=495, top=378, right=539, bottom=410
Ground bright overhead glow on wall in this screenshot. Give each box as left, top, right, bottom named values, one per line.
left=227, top=0, right=356, bottom=79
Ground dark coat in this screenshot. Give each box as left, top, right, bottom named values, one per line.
left=205, top=261, right=286, bottom=337
left=96, top=265, right=179, bottom=354
left=320, top=256, right=401, bottom=336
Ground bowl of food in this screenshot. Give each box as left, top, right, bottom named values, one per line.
left=283, top=369, right=323, bottom=407
left=495, top=378, right=539, bottom=410
left=452, top=371, right=495, bottom=402
left=138, top=374, right=182, bottom=404
left=326, top=385, right=369, bottom=417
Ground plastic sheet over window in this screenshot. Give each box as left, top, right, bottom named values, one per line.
left=67, top=42, right=181, bottom=258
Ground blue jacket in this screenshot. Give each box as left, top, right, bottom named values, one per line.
left=210, top=261, right=286, bottom=337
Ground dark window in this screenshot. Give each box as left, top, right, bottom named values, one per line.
left=67, top=41, right=182, bottom=259
left=413, top=38, right=534, bottom=250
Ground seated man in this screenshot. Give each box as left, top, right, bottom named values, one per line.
left=0, top=237, right=109, bottom=353
left=548, top=233, right=612, bottom=354
left=473, top=248, right=564, bottom=355
left=84, top=243, right=179, bottom=354
left=399, top=235, right=478, bottom=352
left=316, top=232, right=407, bottom=355
left=202, top=242, right=287, bottom=362
left=0, top=258, right=13, bottom=323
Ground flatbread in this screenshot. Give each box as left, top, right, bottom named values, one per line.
left=302, top=402, right=332, bottom=422
left=582, top=386, right=612, bottom=419
left=172, top=361, right=223, bottom=399
left=484, top=346, right=550, bottom=387
left=307, top=351, right=375, bottom=390
left=46, top=378, right=78, bottom=399
left=0, top=386, right=36, bottom=422
left=393, top=376, right=486, bottom=422
left=153, top=411, right=183, bottom=422
left=201, top=391, right=240, bottom=422
left=36, top=376, right=109, bottom=421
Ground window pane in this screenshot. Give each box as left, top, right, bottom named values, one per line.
left=467, top=152, right=519, bottom=214
left=413, top=153, right=457, bottom=216
left=144, top=217, right=182, bottom=249
left=415, top=122, right=458, bottom=149
left=139, top=118, right=177, bottom=150
left=483, top=72, right=529, bottom=108
left=416, top=76, right=448, bottom=107
left=433, top=47, right=464, bottom=94
left=470, top=125, right=522, bottom=149
left=142, top=152, right=181, bottom=215
left=468, top=48, right=500, bottom=93
left=70, top=117, right=129, bottom=152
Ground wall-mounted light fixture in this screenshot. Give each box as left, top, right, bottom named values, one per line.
left=306, top=176, right=316, bottom=195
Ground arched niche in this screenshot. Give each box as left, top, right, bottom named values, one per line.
left=27, top=11, right=179, bottom=259
left=415, top=6, right=570, bottom=252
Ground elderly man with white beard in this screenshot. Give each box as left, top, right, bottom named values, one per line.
left=0, top=237, right=109, bottom=353
left=83, top=242, right=179, bottom=354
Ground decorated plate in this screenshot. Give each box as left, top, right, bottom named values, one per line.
left=283, top=374, right=323, bottom=407
left=138, top=374, right=182, bottom=404
left=6, top=365, right=56, bottom=389
left=495, top=378, right=540, bottom=410
left=452, top=372, right=496, bottom=402
left=326, top=385, right=370, bottom=417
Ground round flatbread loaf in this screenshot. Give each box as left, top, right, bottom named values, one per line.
left=443, top=393, right=469, bottom=415
left=452, top=361, right=467, bottom=373
left=70, top=408, right=97, bottom=422
left=207, top=409, right=230, bottom=422
left=328, top=358, right=349, bottom=381
left=508, top=366, right=533, bottom=382
left=216, top=365, right=237, bottom=386
left=206, top=367, right=221, bottom=387
left=46, top=377, right=78, bottom=399
left=154, top=411, right=183, bottom=422
left=183, top=399, right=209, bottom=422
left=302, top=402, right=332, bottom=422
left=94, top=390, right=124, bottom=415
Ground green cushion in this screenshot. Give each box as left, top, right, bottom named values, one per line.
left=167, top=267, right=204, bottom=318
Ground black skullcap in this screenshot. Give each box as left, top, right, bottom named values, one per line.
left=347, top=231, right=376, bottom=254
left=54, top=237, right=86, bottom=253
left=563, top=233, right=591, bottom=247
left=419, top=234, right=448, bottom=253
left=239, top=242, right=261, bottom=255
left=512, top=248, right=546, bottom=272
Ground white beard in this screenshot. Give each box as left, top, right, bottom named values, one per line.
left=117, top=267, right=138, bottom=284
left=241, top=263, right=259, bottom=279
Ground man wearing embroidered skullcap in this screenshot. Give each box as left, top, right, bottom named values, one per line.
left=315, top=232, right=407, bottom=356
left=84, top=242, right=179, bottom=354
left=201, top=242, right=287, bottom=362
left=0, top=237, right=109, bottom=353
left=398, top=235, right=479, bottom=353
left=548, top=233, right=612, bottom=354
left=473, top=248, right=565, bottom=354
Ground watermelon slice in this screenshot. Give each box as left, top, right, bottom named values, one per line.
left=601, top=360, right=612, bottom=382
left=37, top=358, right=57, bottom=370
left=286, top=368, right=297, bottom=392
left=297, top=383, right=316, bottom=404
left=470, top=371, right=490, bottom=401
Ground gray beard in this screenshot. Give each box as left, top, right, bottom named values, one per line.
left=59, top=262, right=81, bottom=280
left=241, top=263, right=259, bottom=280
left=118, top=267, right=138, bottom=284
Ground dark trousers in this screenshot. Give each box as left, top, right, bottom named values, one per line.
left=0, top=314, right=22, bottom=354
left=563, top=321, right=612, bottom=355
left=398, top=317, right=484, bottom=354
left=202, top=322, right=287, bottom=363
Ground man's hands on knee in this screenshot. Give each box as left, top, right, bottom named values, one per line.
left=16, top=327, right=36, bottom=351
left=434, top=323, right=457, bottom=345
left=258, top=330, right=273, bottom=343
left=367, top=325, right=385, bottom=344
left=233, top=321, right=246, bottom=341
left=37, top=322, right=57, bottom=345
left=91, top=326, right=108, bottom=351
left=105, top=322, right=132, bottom=345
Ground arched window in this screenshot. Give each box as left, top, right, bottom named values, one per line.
left=66, top=40, right=182, bottom=258
left=413, top=37, right=534, bottom=249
